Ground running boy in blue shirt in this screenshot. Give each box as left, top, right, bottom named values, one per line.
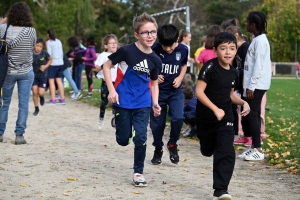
left=103, top=12, right=161, bottom=187
left=150, top=24, right=188, bottom=165
left=195, top=32, right=250, bottom=200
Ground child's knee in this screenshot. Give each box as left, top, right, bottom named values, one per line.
left=116, top=139, right=129, bottom=146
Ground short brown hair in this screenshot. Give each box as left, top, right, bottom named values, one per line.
left=7, top=2, right=33, bottom=27
left=220, top=18, right=240, bottom=31
left=133, top=12, right=157, bottom=33
left=205, top=25, right=221, bottom=49
left=225, top=26, right=242, bottom=37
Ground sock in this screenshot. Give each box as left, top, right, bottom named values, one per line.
left=168, top=142, right=175, bottom=148
left=156, top=146, right=163, bottom=151
left=51, top=98, right=56, bottom=102
left=35, top=106, right=39, bottom=111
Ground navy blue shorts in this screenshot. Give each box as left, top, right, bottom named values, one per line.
left=32, top=77, right=47, bottom=88
left=47, top=65, right=63, bottom=78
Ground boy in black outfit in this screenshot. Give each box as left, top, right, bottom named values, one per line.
left=195, top=32, right=250, bottom=200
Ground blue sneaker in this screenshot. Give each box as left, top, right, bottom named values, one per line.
left=46, top=100, right=57, bottom=105
left=57, top=99, right=66, bottom=105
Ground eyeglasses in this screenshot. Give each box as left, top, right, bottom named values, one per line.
left=139, top=30, right=157, bottom=38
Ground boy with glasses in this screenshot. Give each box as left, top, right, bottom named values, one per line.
left=103, top=12, right=161, bottom=187
left=150, top=24, right=188, bottom=165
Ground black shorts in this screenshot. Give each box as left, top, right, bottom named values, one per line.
left=32, top=77, right=47, bottom=88
left=47, top=65, right=63, bottom=78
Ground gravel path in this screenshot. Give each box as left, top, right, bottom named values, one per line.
left=0, top=90, right=299, bottom=200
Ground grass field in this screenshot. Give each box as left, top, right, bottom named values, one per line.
left=262, top=79, right=300, bottom=174
left=65, top=77, right=300, bottom=174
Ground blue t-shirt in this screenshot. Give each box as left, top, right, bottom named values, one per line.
left=108, top=43, right=161, bottom=109
left=152, top=43, right=188, bottom=91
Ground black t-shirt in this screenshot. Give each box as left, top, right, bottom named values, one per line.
left=235, top=41, right=250, bottom=92
left=32, top=50, right=50, bottom=78
left=196, top=58, right=238, bottom=124
left=66, top=46, right=85, bottom=66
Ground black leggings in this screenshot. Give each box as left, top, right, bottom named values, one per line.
left=85, top=65, right=94, bottom=90
left=242, top=89, right=266, bottom=148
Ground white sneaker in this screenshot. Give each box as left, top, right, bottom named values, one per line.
left=182, top=127, right=192, bottom=137
left=97, top=119, right=104, bottom=130
left=244, top=148, right=264, bottom=161
left=73, top=92, right=82, bottom=100
left=133, top=173, right=147, bottom=187
left=237, top=147, right=253, bottom=159
left=71, top=93, right=75, bottom=99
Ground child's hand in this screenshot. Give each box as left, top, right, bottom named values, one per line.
left=158, top=75, right=164, bottom=84
left=70, top=52, right=75, bottom=57
left=82, top=57, right=86, bottom=61
left=93, top=66, right=101, bottom=72
left=214, top=108, right=225, bottom=121
left=40, top=65, right=47, bottom=72
left=108, top=90, right=119, bottom=105
left=241, top=101, right=250, bottom=116
left=173, top=77, right=182, bottom=88
left=246, top=89, right=254, bottom=99
left=152, top=103, right=161, bottom=117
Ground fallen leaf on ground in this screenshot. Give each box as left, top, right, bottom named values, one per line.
left=19, top=184, right=26, bottom=187
left=63, top=193, right=70, bottom=196
left=67, top=177, right=78, bottom=181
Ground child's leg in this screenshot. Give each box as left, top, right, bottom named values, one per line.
left=85, top=66, right=94, bottom=94
left=213, top=123, right=235, bottom=191
left=132, top=107, right=151, bottom=174
left=114, top=106, right=133, bottom=146
left=48, top=78, right=56, bottom=100
left=32, top=85, right=39, bottom=107
left=100, top=80, right=109, bottom=119
left=244, top=90, right=266, bottom=148
left=232, top=104, right=238, bottom=135
left=167, top=90, right=184, bottom=145
left=260, top=93, right=267, bottom=135
left=150, top=104, right=167, bottom=149
left=197, top=123, right=216, bottom=157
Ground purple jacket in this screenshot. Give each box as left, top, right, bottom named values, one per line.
left=74, top=45, right=97, bottom=67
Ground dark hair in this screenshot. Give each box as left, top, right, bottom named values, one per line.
left=47, top=28, right=56, bottom=40
left=182, top=83, right=194, bottom=100
left=178, top=29, right=190, bottom=43
left=36, top=38, right=44, bottom=45
left=214, top=32, right=237, bottom=49
left=205, top=25, right=222, bottom=49
left=7, top=2, right=33, bottom=27
left=157, top=24, right=179, bottom=46
left=220, top=18, right=240, bottom=31
left=87, top=36, right=95, bottom=46
left=225, top=26, right=242, bottom=37
left=67, top=36, right=79, bottom=48
left=187, top=72, right=196, bottom=83
left=247, top=11, right=267, bottom=34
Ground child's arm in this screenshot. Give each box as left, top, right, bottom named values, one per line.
left=195, top=79, right=225, bottom=121
left=150, top=79, right=161, bottom=117
left=230, top=88, right=250, bottom=116
left=40, top=56, right=53, bottom=72
left=173, top=64, right=187, bottom=88
left=83, top=48, right=97, bottom=62
left=103, top=59, right=118, bottom=104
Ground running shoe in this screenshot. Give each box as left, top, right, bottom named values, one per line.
left=133, top=173, right=147, bottom=187
left=151, top=149, right=163, bottom=165
left=166, top=142, right=179, bottom=164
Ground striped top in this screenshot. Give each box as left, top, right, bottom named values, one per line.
left=0, top=24, right=36, bottom=75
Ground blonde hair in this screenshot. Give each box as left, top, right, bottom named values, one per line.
left=102, top=34, right=118, bottom=52
left=133, top=12, right=158, bottom=33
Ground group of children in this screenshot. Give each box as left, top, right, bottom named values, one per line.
left=30, top=10, right=271, bottom=200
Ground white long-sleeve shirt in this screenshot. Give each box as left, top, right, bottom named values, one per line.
left=243, top=34, right=271, bottom=91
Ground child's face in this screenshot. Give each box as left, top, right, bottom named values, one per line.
left=162, top=42, right=177, bottom=54
left=134, top=22, right=157, bottom=48
left=214, top=42, right=237, bottom=67
left=183, top=34, right=192, bottom=43
left=34, top=42, right=43, bottom=54
left=105, top=38, right=118, bottom=53
left=245, top=18, right=255, bottom=33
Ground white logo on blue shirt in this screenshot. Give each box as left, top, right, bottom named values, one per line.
left=133, top=59, right=150, bottom=73
left=161, top=63, right=179, bottom=74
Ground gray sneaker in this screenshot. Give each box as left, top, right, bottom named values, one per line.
left=0, top=135, right=3, bottom=142
left=15, top=135, right=26, bottom=145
